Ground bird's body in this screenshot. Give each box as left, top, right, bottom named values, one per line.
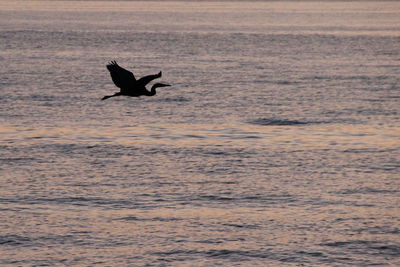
left=102, top=61, right=170, bottom=100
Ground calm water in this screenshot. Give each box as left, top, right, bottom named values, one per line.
left=1, top=1, right=399, bottom=266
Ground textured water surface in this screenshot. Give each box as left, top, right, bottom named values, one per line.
left=0, top=1, right=399, bottom=266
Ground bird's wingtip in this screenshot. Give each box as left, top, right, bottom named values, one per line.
left=107, top=60, right=118, bottom=66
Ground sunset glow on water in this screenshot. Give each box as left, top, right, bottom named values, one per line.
left=1, top=1, right=399, bottom=265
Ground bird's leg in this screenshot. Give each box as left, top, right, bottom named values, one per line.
left=101, top=92, right=121, bottom=100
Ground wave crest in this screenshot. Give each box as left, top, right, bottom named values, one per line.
left=249, top=118, right=308, bottom=126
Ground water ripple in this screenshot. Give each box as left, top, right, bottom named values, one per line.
left=248, top=118, right=310, bottom=126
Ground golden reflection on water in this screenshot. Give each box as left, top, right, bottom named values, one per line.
left=1, top=0, right=399, bottom=36
left=1, top=123, right=399, bottom=150
left=4, top=201, right=398, bottom=263
left=1, top=121, right=399, bottom=264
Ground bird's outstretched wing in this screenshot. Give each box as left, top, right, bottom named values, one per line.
left=106, top=61, right=136, bottom=90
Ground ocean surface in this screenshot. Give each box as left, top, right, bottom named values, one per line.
left=1, top=1, right=399, bottom=266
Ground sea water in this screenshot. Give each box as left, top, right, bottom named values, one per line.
left=0, top=1, right=399, bottom=265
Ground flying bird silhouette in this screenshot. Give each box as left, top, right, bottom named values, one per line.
left=102, top=61, right=171, bottom=100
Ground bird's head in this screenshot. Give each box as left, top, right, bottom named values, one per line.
left=150, top=83, right=171, bottom=95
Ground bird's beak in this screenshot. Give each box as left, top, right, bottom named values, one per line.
left=156, top=83, right=171, bottom=88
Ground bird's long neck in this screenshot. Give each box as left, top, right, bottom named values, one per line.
left=146, top=83, right=170, bottom=96
left=148, top=87, right=157, bottom=96
left=144, top=86, right=156, bottom=96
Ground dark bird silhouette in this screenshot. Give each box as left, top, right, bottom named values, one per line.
left=102, top=61, right=171, bottom=100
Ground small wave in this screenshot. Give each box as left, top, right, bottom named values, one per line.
left=276, top=80, right=300, bottom=85
left=31, top=94, right=56, bottom=101
left=221, top=223, right=260, bottom=229
left=0, top=157, right=36, bottom=163
left=322, top=240, right=400, bottom=255
left=249, top=118, right=309, bottom=126
left=199, top=195, right=235, bottom=201
left=0, top=234, right=30, bottom=246
left=160, top=97, right=191, bottom=103
left=118, top=216, right=181, bottom=222
left=336, top=187, right=398, bottom=195
left=183, top=134, right=205, bottom=139
left=324, top=240, right=374, bottom=248
left=296, top=250, right=325, bottom=257
left=153, top=248, right=271, bottom=260
left=370, top=245, right=400, bottom=255
left=0, top=233, right=78, bottom=247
